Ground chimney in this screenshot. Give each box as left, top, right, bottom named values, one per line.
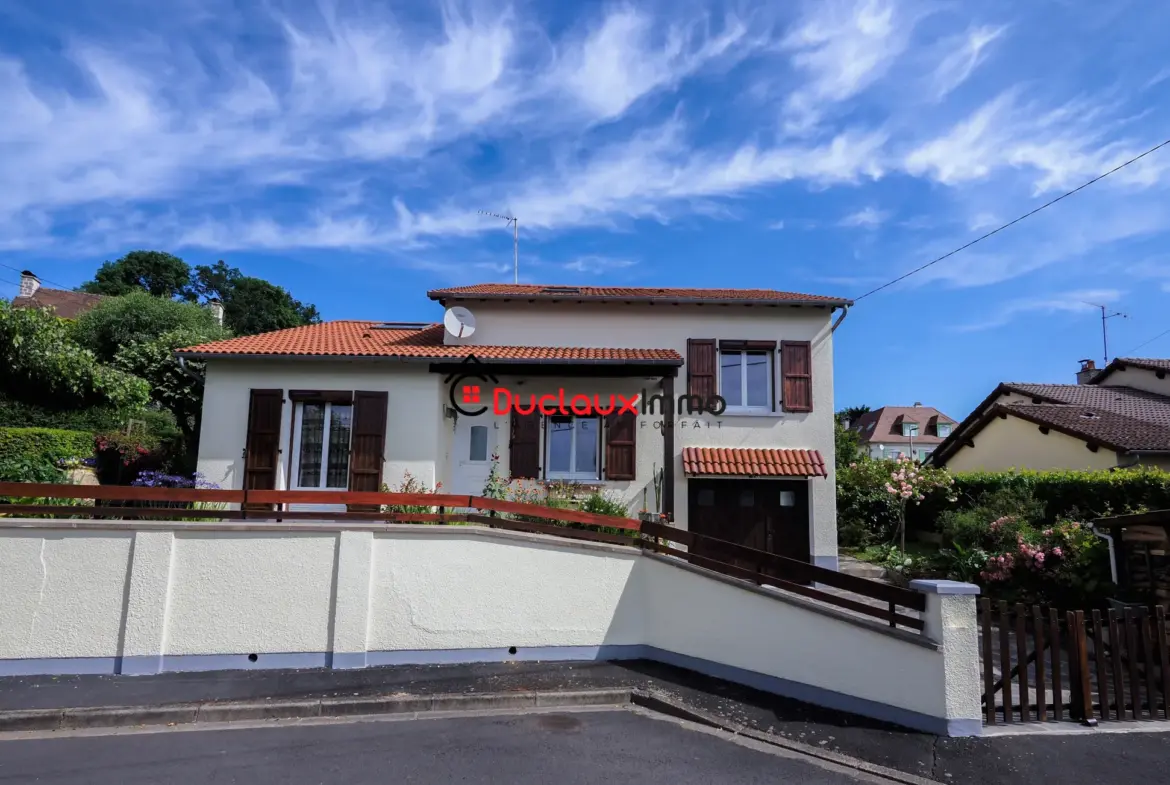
left=1077, top=358, right=1097, bottom=385
left=913, top=401, right=922, bottom=407
left=19, top=270, right=39, bottom=298
left=207, top=298, right=224, bottom=326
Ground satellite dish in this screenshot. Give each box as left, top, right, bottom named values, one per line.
left=444, top=306, right=477, bottom=339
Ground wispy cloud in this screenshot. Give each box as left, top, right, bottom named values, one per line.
left=839, top=206, right=889, bottom=228
left=929, top=25, right=1006, bottom=100
left=767, top=219, right=786, bottom=230
left=954, top=288, right=1123, bottom=332
left=561, top=255, right=636, bottom=274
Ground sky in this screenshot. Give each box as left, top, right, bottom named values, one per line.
left=1, top=0, right=1169, bottom=421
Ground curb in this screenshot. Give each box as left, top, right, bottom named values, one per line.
left=0, top=689, right=631, bottom=734
left=630, top=689, right=941, bottom=785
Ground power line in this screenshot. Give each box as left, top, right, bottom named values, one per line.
left=854, top=135, right=1170, bottom=302
left=1123, top=326, right=1170, bottom=356
left=0, top=261, right=72, bottom=291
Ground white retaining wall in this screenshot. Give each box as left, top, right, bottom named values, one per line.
left=0, top=521, right=980, bottom=736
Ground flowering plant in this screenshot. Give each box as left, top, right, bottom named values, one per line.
left=131, top=470, right=217, bottom=489
left=56, top=456, right=97, bottom=471
left=882, top=456, right=956, bottom=554
left=381, top=471, right=443, bottom=514
left=95, top=430, right=161, bottom=467
left=973, top=518, right=1110, bottom=606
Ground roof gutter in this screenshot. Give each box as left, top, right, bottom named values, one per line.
left=830, top=303, right=850, bottom=333
left=173, top=352, right=684, bottom=366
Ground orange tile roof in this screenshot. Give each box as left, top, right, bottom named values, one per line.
left=682, top=447, right=827, bottom=478
left=177, top=321, right=683, bottom=363
left=428, top=283, right=850, bottom=306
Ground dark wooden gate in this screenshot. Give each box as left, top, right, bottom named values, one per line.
left=980, top=599, right=1170, bottom=724
left=687, top=479, right=810, bottom=569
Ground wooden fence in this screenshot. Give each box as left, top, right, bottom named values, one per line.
left=641, top=521, right=926, bottom=631
left=2, top=483, right=927, bottom=633
left=980, top=599, right=1170, bottom=725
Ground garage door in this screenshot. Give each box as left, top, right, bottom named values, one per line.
left=687, top=479, right=811, bottom=570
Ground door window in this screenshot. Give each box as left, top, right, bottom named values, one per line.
left=468, top=425, right=488, bottom=462
left=293, top=402, right=353, bottom=489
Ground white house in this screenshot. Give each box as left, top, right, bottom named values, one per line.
left=178, top=283, right=851, bottom=570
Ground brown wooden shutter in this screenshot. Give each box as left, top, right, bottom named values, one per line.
left=781, top=341, right=813, bottom=412
left=244, top=389, right=283, bottom=511
left=687, top=339, right=717, bottom=401
left=348, top=391, right=388, bottom=510
left=604, top=411, right=637, bottom=481
left=509, top=410, right=541, bottom=480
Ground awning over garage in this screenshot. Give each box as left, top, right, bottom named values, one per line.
left=681, top=447, right=827, bottom=478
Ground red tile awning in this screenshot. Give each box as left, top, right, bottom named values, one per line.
left=682, top=447, right=827, bottom=478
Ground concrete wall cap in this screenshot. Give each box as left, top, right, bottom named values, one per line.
left=909, top=579, right=980, bottom=596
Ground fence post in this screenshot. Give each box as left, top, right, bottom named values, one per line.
left=909, top=580, right=983, bottom=736
left=1067, top=610, right=1098, bottom=726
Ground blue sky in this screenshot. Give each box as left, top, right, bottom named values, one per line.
left=2, top=0, right=1169, bottom=421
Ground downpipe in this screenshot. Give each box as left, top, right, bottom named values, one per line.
left=177, top=355, right=205, bottom=384
left=1090, top=526, right=1119, bottom=585
left=830, top=304, right=850, bottom=333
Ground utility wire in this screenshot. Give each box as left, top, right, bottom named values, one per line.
left=0, top=260, right=72, bottom=291
left=854, top=135, right=1170, bottom=302
left=1122, top=326, right=1170, bottom=356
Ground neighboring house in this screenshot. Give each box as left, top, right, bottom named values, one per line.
left=177, top=283, right=851, bottom=570
left=930, top=358, right=1170, bottom=472
left=850, top=404, right=958, bottom=462
left=11, top=271, right=104, bottom=319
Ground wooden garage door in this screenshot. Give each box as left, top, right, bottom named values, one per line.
left=688, top=479, right=811, bottom=571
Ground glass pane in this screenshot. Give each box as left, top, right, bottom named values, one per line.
left=297, top=403, right=325, bottom=487
left=720, top=352, right=742, bottom=405
left=469, top=425, right=488, bottom=461
left=574, top=418, right=599, bottom=476
left=779, top=491, right=796, bottom=507
left=325, top=404, right=352, bottom=488
left=745, top=351, right=769, bottom=407
left=548, top=417, right=573, bottom=473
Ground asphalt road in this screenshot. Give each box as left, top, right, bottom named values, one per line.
left=0, top=709, right=882, bottom=784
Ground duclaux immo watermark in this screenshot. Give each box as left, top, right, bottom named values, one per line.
left=444, top=354, right=727, bottom=421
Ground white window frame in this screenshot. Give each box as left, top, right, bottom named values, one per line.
left=718, top=349, right=772, bottom=413
left=936, top=423, right=952, bottom=438
left=290, top=401, right=353, bottom=490
left=902, top=422, right=919, bottom=437
left=544, top=415, right=601, bottom=481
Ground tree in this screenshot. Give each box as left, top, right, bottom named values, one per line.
left=834, top=420, right=862, bottom=469
left=113, top=327, right=216, bottom=446
left=71, top=291, right=226, bottom=363
left=195, top=261, right=320, bottom=335
left=836, top=405, right=871, bottom=427
left=0, top=299, right=150, bottom=412
left=80, top=251, right=195, bottom=300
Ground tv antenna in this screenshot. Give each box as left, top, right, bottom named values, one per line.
left=478, top=210, right=518, bottom=283
left=1082, top=302, right=1129, bottom=364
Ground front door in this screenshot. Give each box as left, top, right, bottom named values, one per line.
left=451, top=418, right=497, bottom=496
left=688, top=479, right=811, bottom=573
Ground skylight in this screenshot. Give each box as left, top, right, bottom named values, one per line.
left=540, top=286, right=581, bottom=295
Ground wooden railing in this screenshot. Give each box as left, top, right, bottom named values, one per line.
left=2, top=483, right=927, bottom=628
left=0, top=482, right=640, bottom=546
left=980, top=599, right=1170, bottom=725
left=640, top=521, right=926, bottom=631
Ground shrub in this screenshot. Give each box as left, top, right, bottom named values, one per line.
left=381, top=471, right=443, bottom=514
left=581, top=489, right=630, bottom=518
left=0, top=427, right=94, bottom=481
left=974, top=518, right=1112, bottom=608
left=836, top=456, right=955, bottom=547
left=70, top=291, right=225, bottom=363
left=909, top=466, right=1170, bottom=531
left=938, top=486, right=1046, bottom=551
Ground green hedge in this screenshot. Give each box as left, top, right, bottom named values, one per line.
left=0, top=396, right=181, bottom=438
left=0, top=427, right=94, bottom=470
left=908, top=466, right=1170, bottom=530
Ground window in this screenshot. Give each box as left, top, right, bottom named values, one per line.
left=884, top=448, right=903, bottom=459
left=292, top=402, right=353, bottom=489
left=468, top=425, right=488, bottom=462
left=545, top=416, right=600, bottom=481
left=720, top=350, right=771, bottom=411
left=936, top=423, right=952, bottom=438
left=902, top=422, right=919, bottom=437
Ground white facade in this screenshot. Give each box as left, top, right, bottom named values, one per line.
left=0, top=519, right=982, bottom=736
left=195, top=299, right=840, bottom=568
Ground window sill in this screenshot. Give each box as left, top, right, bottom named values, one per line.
left=718, top=409, right=787, bottom=418
left=545, top=474, right=602, bottom=483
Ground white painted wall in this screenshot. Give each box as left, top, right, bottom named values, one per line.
left=943, top=413, right=1121, bottom=472
left=1096, top=366, right=1170, bottom=397
left=197, top=361, right=445, bottom=493
left=196, top=301, right=839, bottom=565
left=0, top=520, right=979, bottom=735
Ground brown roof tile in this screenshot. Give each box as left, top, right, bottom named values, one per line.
left=999, top=403, right=1170, bottom=452
left=1002, top=383, right=1170, bottom=428
left=428, top=283, right=850, bottom=306
left=12, top=289, right=105, bottom=319
left=177, top=321, right=683, bottom=363
left=1089, top=357, right=1170, bottom=385
left=681, top=447, right=827, bottom=478
left=852, top=406, right=958, bottom=445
